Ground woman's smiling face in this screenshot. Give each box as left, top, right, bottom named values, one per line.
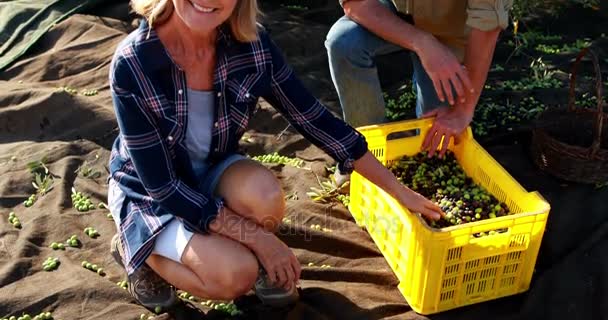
left=172, top=0, right=237, bottom=34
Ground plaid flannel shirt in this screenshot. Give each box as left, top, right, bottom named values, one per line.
left=108, top=20, right=368, bottom=275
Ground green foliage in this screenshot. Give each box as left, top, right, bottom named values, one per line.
left=535, top=39, right=591, bottom=54
left=511, top=0, right=600, bottom=21
left=472, top=97, right=546, bottom=137
left=385, top=84, right=417, bottom=121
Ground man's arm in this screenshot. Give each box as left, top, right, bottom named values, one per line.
left=455, top=27, right=501, bottom=115
left=421, top=0, right=512, bottom=157
left=341, top=0, right=426, bottom=52
left=342, top=0, right=473, bottom=105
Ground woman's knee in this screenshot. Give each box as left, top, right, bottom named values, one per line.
left=248, top=178, right=285, bottom=230
left=216, top=160, right=285, bottom=230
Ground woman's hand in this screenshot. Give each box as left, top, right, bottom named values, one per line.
left=249, top=232, right=301, bottom=290
left=395, top=185, right=444, bottom=221
left=353, top=151, right=444, bottom=220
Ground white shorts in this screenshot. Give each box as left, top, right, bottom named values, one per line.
left=108, top=179, right=194, bottom=263
left=108, top=154, right=249, bottom=265
left=151, top=218, right=194, bottom=263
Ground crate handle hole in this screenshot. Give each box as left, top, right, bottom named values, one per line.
left=387, top=129, right=420, bottom=141
left=470, top=227, right=510, bottom=240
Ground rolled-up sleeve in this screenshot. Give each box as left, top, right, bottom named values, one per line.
left=466, top=0, right=513, bottom=31
left=260, top=33, right=368, bottom=174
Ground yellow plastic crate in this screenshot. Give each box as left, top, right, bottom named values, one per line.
left=349, top=118, right=550, bottom=315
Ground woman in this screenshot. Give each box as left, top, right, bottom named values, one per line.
left=107, top=0, right=443, bottom=311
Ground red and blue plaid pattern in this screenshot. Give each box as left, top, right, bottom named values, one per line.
left=108, top=20, right=368, bottom=275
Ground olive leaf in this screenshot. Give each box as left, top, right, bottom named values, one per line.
left=307, top=174, right=350, bottom=206
left=27, top=156, right=49, bottom=175
left=32, top=172, right=54, bottom=195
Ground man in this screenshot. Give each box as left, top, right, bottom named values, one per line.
left=326, top=0, right=512, bottom=184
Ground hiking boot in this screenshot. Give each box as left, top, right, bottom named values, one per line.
left=110, top=234, right=178, bottom=309
left=254, top=267, right=299, bottom=308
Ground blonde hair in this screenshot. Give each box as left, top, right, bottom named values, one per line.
left=131, top=0, right=260, bottom=42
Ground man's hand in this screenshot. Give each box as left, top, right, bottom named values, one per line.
left=416, top=35, right=475, bottom=106
left=421, top=106, right=474, bottom=158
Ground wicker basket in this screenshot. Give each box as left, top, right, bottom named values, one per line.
left=530, top=47, right=607, bottom=184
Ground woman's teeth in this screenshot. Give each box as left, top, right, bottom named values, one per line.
left=191, top=2, right=216, bottom=13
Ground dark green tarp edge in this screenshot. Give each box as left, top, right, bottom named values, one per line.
left=0, top=0, right=105, bottom=71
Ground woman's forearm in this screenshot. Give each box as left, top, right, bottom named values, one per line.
left=353, top=151, right=406, bottom=200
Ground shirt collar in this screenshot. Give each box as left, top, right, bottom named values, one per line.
left=135, top=18, right=233, bottom=72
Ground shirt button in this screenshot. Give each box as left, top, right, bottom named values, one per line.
left=178, top=89, right=183, bottom=95
left=214, top=147, right=219, bottom=152
left=217, top=92, right=222, bottom=97
left=245, top=93, right=250, bottom=98
left=214, top=122, right=218, bottom=128
left=167, top=135, right=174, bottom=141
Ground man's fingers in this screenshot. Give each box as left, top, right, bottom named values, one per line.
left=440, top=79, right=454, bottom=106
left=422, top=122, right=438, bottom=152
left=450, top=75, right=465, bottom=103
left=439, top=133, right=451, bottom=158
left=428, top=128, right=445, bottom=157
left=457, top=67, right=475, bottom=94
left=432, top=77, right=445, bottom=103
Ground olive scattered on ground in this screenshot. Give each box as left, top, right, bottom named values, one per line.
left=81, top=260, right=104, bottom=276
left=24, top=194, right=37, bottom=207
left=201, top=300, right=243, bottom=316
left=84, top=227, right=100, bottom=238
left=42, top=257, right=60, bottom=271
left=252, top=152, right=304, bottom=168
left=8, top=212, right=21, bottom=229
left=116, top=280, right=128, bottom=290
left=71, top=188, right=95, bottom=212
left=1, top=311, right=53, bottom=320
left=66, top=235, right=79, bottom=247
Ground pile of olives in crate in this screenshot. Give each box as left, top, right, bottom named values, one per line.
left=387, top=151, right=511, bottom=229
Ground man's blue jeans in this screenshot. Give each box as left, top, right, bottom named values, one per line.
left=325, top=0, right=449, bottom=128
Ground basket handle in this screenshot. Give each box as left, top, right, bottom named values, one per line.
left=567, top=47, right=605, bottom=155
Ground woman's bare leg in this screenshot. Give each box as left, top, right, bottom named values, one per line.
left=145, top=159, right=286, bottom=300
left=146, top=232, right=259, bottom=300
